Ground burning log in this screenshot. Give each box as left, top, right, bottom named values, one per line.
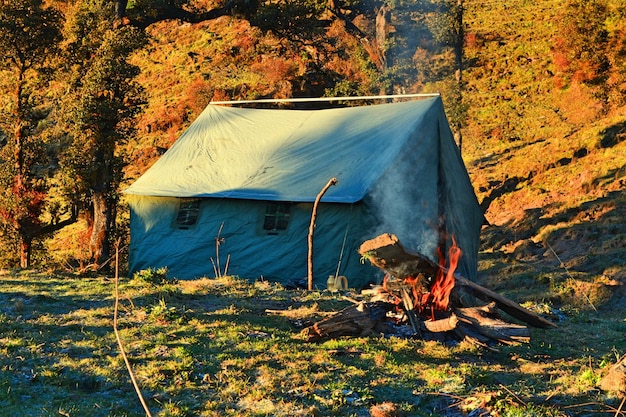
left=358, top=233, right=557, bottom=329
left=359, top=233, right=440, bottom=281
left=300, top=233, right=555, bottom=346
left=301, top=301, right=531, bottom=345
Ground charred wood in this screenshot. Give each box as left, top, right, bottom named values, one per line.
left=453, top=303, right=531, bottom=345
left=453, top=274, right=556, bottom=329
left=301, top=302, right=391, bottom=342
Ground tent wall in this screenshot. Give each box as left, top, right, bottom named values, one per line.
left=128, top=195, right=375, bottom=287
left=435, top=109, right=484, bottom=282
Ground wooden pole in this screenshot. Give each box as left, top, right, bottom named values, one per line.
left=308, top=178, right=338, bottom=290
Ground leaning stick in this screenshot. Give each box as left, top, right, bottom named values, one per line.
left=307, top=177, right=338, bottom=290
left=113, top=241, right=154, bottom=417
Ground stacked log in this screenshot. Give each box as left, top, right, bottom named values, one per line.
left=301, top=233, right=556, bottom=345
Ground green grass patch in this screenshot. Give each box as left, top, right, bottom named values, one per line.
left=0, top=271, right=624, bottom=416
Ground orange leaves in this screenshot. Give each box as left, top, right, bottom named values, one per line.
left=250, top=56, right=297, bottom=87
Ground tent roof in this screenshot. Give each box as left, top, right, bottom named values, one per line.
left=124, top=97, right=443, bottom=203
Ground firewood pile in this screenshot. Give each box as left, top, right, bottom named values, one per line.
left=301, top=234, right=556, bottom=347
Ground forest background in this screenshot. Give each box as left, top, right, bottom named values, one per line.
left=0, top=0, right=625, bottom=285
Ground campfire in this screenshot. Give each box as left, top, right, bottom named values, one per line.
left=301, top=233, right=556, bottom=346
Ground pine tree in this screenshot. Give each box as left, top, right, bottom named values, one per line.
left=0, top=0, right=64, bottom=267
left=59, top=0, right=147, bottom=268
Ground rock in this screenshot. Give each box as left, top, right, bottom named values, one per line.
left=599, top=354, right=626, bottom=395
left=370, top=402, right=402, bottom=417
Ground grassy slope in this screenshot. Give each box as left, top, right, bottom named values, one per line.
left=0, top=272, right=624, bottom=417
left=462, top=0, right=626, bottom=312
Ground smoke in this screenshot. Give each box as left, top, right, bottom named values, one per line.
left=366, top=137, right=440, bottom=261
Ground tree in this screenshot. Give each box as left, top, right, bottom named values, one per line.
left=0, top=0, right=65, bottom=267
left=554, top=0, right=626, bottom=110
left=107, top=0, right=462, bottom=105
left=60, top=0, right=147, bottom=267
left=114, top=0, right=257, bottom=28
left=421, top=0, right=466, bottom=150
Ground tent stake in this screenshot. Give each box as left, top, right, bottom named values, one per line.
left=308, top=178, right=338, bottom=291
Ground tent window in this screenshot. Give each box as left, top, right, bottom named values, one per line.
left=263, top=202, right=291, bottom=233
left=175, top=198, right=201, bottom=228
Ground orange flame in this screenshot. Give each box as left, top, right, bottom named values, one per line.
left=429, top=236, right=462, bottom=311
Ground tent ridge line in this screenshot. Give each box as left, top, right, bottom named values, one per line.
left=210, top=93, right=441, bottom=106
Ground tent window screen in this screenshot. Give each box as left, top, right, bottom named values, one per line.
left=175, top=198, right=201, bottom=228
left=263, top=202, right=291, bottom=233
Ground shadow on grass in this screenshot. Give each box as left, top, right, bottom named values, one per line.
left=481, top=189, right=626, bottom=269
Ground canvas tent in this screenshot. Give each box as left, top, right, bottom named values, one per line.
left=124, top=97, right=484, bottom=288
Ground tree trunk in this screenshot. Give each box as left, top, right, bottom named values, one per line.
left=19, top=235, right=31, bottom=269
left=90, top=191, right=111, bottom=267
left=375, top=4, right=390, bottom=70
left=115, top=0, right=128, bottom=19
left=452, top=0, right=464, bottom=154
left=14, top=70, right=29, bottom=268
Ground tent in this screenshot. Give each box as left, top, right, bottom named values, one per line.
left=124, top=97, right=484, bottom=288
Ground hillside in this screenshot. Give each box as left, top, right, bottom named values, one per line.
left=123, top=0, right=626, bottom=311
left=461, top=0, right=626, bottom=310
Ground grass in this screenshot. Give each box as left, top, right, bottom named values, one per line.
left=0, top=270, right=624, bottom=417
